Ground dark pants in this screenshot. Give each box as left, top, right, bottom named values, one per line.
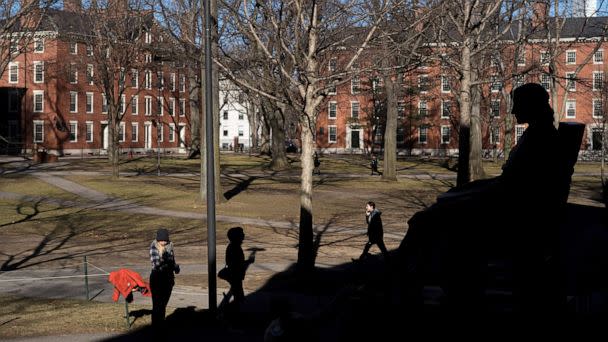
left=360, top=239, right=389, bottom=259
left=150, top=270, right=174, bottom=326
left=229, top=278, right=245, bottom=304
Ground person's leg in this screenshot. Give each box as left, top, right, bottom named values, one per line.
left=377, top=239, right=389, bottom=259
left=359, top=241, right=372, bottom=259
left=150, top=272, right=163, bottom=326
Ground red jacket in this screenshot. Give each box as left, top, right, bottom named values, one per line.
left=108, top=269, right=152, bottom=302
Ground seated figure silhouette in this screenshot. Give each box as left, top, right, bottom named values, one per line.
left=398, top=83, right=564, bottom=314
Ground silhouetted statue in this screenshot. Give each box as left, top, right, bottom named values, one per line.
left=399, top=83, right=567, bottom=314
left=353, top=201, right=389, bottom=262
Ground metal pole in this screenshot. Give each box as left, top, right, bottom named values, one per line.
left=204, top=0, right=217, bottom=312
left=124, top=300, right=130, bottom=328
left=84, top=256, right=89, bottom=300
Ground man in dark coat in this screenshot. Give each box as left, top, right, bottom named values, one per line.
left=353, top=201, right=389, bottom=261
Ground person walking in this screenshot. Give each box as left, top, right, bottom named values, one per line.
left=149, top=228, right=180, bottom=327
left=225, top=227, right=255, bottom=305
left=353, top=201, right=389, bottom=261
left=370, top=154, right=379, bottom=175
left=313, top=152, right=321, bottom=175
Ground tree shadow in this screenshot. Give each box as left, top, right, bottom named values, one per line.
left=223, top=175, right=258, bottom=201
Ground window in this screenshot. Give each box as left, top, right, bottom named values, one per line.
left=69, top=64, right=77, bottom=84
left=145, top=31, right=152, bottom=44
left=372, top=77, right=382, bottom=92
left=157, top=71, right=164, bottom=89
left=238, top=112, right=244, bottom=120
left=157, top=97, right=163, bottom=116
left=33, top=120, right=44, bottom=142
left=517, top=49, right=525, bottom=66
left=145, top=53, right=152, bottom=63
left=540, top=51, right=550, bottom=65
left=145, top=70, right=152, bottom=89
left=351, top=101, right=360, bottom=119
left=119, top=68, right=126, bottom=88
left=515, top=125, right=525, bottom=143
left=86, top=92, right=94, bottom=113
left=592, top=127, right=604, bottom=150
left=102, top=94, right=108, bottom=113
left=145, top=96, right=152, bottom=115
left=86, top=122, right=93, bottom=142
left=566, top=50, right=576, bottom=64
left=118, top=122, right=125, bottom=142
left=593, top=99, right=603, bottom=119
left=396, top=127, right=404, bottom=143
left=566, top=72, right=576, bottom=91
left=397, top=101, right=405, bottom=119
left=594, top=49, right=604, bottom=64
left=169, top=124, right=175, bottom=142
left=120, top=95, right=126, bottom=114
left=441, top=75, right=450, bottom=93
left=238, top=127, right=244, bottom=137
left=8, top=62, right=18, bottom=83
left=418, top=126, right=428, bottom=144
left=593, top=72, right=603, bottom=91
left=10, top=39, right=18, bottom=55
left=86, top=44, right=93, bottom=56
left=491, top=75, right=502, bottom=92
left=131, top=96, right=138, bottom=115
left=441, top=100, right=451, bottom=119
left=158, top=124, right=164, bottom=142
left=69, top=121, right=77, bottom=142
left=180, top=75, right=186, bottom=92
left=419, top=75, right=429, bottom=93
left=33, top=61, right=44, bottom=83
left=419, top=101, right=428, bottom=116
left=131, top=123, right=138, bottom=142
left=327, top=82, right=337, bottom=95
left=70, top=42, right=77, bottom=54
left=491, top=99, right=500, bottom=117
left=441, top=125, right=450, bottom=144
left=223, top=111, right=228, bottom=120
left=565, top=99, right=576, bottom=118
left=540, top=74, right=551, bottom=90
left=514, top=74, right=525, bottom=89
left=329, top=58, right=337, bottom=72
left=169, top=98, right=175, bottom=116
left=179, top=99, right=186, bottom=116
left=70, top=92, right=78, bottom=113
left=223, top=129, right=228, bottom=137
left=351, top=75, right=360, bottom=94
left=34, top=38, right=44, bottom=53
left=87, top=64, right=94, bottom=85
left=490, top=126, right=500, bottom=145
left=170, top=73, right=176, bottom=91
left=329, top=126, right=337, bottom=143
left=33, top=91, right=43, bottom=112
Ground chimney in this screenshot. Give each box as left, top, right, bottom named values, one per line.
left=532, top=0, right=549, bottom=29
left=63, top=0, right=81, bottom=12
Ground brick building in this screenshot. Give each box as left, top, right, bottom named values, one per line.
left=316, top=15, right=608, bottom=157
left=0, top=0, right=191, bottom=157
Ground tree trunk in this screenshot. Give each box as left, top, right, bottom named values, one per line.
left=457, top=42, right=472, bottom=186
left=189, top=68, right=201, bottom=158
left=297, top=118, right=314, bottom=271
left=469, top=80, right=484, bottom=181
left=269, top=107, right=289, bottom=170
left=382, top=70, right=397, bottom=181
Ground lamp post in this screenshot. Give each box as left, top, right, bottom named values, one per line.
left=157, top=86, right=161, bottom=176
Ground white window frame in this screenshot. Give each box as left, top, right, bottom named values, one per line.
left=169, top=123, right=175, bottom=142
left=327, top=82, right=337, bottom=95
left=86, top=92, right=94, bottom=113
left=101, top=94, right=108, bottom=114
left=169, top=97, right=175, bottom=116
left=145, top=31, right=152, bottom=44
left=170, top=73, right=176, bottom=91
left=86, top=44, right=93, bottom=56
left=328, top=101, right=337, bottom=119
left=540, top=51, right=550, bottom=65
left=87, top=64, right=94, bottom=85
left=180, top=75, right=186, bottom=92
left=491, top=99, right=500, bottom=117
left=516, top=49, right=526, bottom=66
left=34, top=38, right=44, bottom=53
left=120, top=94, right=126, bottom=114
left=418, top=74, right=429, bottom=93
left=70, top=92, right=78, bottom=113
left=594, top=49, right=604, bottom=64
left=33, top=120, right=44, bottom=142
left=441, top=75, right=450, bottom=93
left=69, top=121, right=78, bottom=142
left=85, top=121, right=94, bottom=142
left=419, top=100, right=428, bottom=116
left=145, top=96, right=152, bottom=116
left=351, top=101, right=359, bottom=119
left=33, top=61, right=44, bottom=83
left=131, top=95, right=139, bottom=115
left=566, top=50, right=576, bottom=64
left=593, top=72, right=603, bottom=91
left=441, top=125, right=450, bottom=144
left=418, top=126, right=428, bottom=144
left=351, top=75, right=360, bottom=94
left=566, top=72, right=576, bottom=91
left=33, top=90, right=44, bottom=112
left=328, top=125, right=337, bottom=143
left=515, top=124, right=525, bottom=143
left=328, top=58, right=337, bottom=72
left=490, top=126, right=500, bottom=145
left=179, top=99, right=186, bottom=116
left=441, top=100, right=450, bottom=119
left=70, top=41, right=77, bottom=54
left=593, top=98, right=603, bottom=119
left=131, top=123, right=138, bottom=142
left=131, top=69, right=138, bottom=88
left=157, top=97, right=164, bottom=116
left=145, top=70, right=152, bottom=89
left=8, top=62, right=18, bottom=83
left=118, top=122, right=125, bottom=142
left=565, top=99, right=576, bottom=118
left=158, top=124, right=164, bottom=142
left=70, top=63, right=78, bottom=84
left=540, top=74, right=551, bottom=90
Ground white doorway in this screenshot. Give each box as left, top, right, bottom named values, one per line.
left=346, top=127, right=363, bottom=151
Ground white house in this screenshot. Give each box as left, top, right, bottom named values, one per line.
left=219, top=81, right=253, bottom=150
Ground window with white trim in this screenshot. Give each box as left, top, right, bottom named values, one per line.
left=594, top=49, right=604, bottom=64
left=118, top=122, right=125, bottom=142
left=33, top=61, right=44, bottom=83
left=145, top=70, right=152, bottom=89
left=158, top=124, right=164, bottom=142
left=238, top=127, right=244, bottom=137
left=169, top=98, right=175, bottom=116
left=180, top=75, right=186, bottom=92
left=223, top=111, right=228, bottom=120
left=540, top=51, right=550, bottom=65
left=131, top=96, right=138, bottom=115
left=328, top=101, right=337, bottom=119
left=69, top=121, right=77, bottom=142
left=515, top=124, right=525, bottom=143
left=329, top=125, right=337, bottom=143
left=69, top=64, right=77, bottom=84
left=566, top=72, right=576, bottom=91
left=351, top=101, right=359, bottom=119
left=131, top=69, right=138, bottom=88
left=70, top=92, right=78, bottom=113
left=120, top=95, right=126, bottom=114
left=86, top=122, right=93, bottom=142
left=101, top=94, right=108, bottom=113
left=33, top=120, right=44, bottom=142
left=593, top=72, right=603, bottom=91
left=566, top=50, right=576, bottom=64
left=169, top=124, right=175, bottom=142
left=70, top=42, right=77, bottom=54
left=351, top=75, right=360, bottom=94
left=441, top=75, right=450, bottom=93
left=418, top=126, right=428, bottom=144
left=491, top=99, right=500, bottom=117
left=157, top=97, right=163, bottom=116
left=145, top=96, right=152, bottom=115
left=328, top=58, right=337, bottom=72
left=441, top=100, right=450, bottom=119
left=540, top=74, right=551, bottom=90
left=170, top=73, right=176, bottom=91
left=419, top=100, right=428, bottom=116
left=491, top=75, right=502, bottom=92
left=87, top=64, right=94, bottom=85
left=565, top=99, right=576, bottom=118
left=328, top=82, right=336, bottom=95
left=441, top=125, right=450, bottom=144
left=179, top=99, right=186, bottom=116
left=8, top=62, right=18, bottom=83
left=86, top=92, right=94, bottom=113
left=157, top=71, right=164, bottom=89
left=86, top=44, right=93, bottom=56
left=33, top=91, right=43, bottom=112
left=131, top=123, right=138, bottom=142
left=34, top=38, right=44, bottom=53
left=593, top=99, right=603, bottom=119
left=397, top=101, right=405, bottom=119
left=419, top=74, right=429, bottom=93
left=145, top=31, right=152, bottom=44
left=490, top=126, right=500, bottom=145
